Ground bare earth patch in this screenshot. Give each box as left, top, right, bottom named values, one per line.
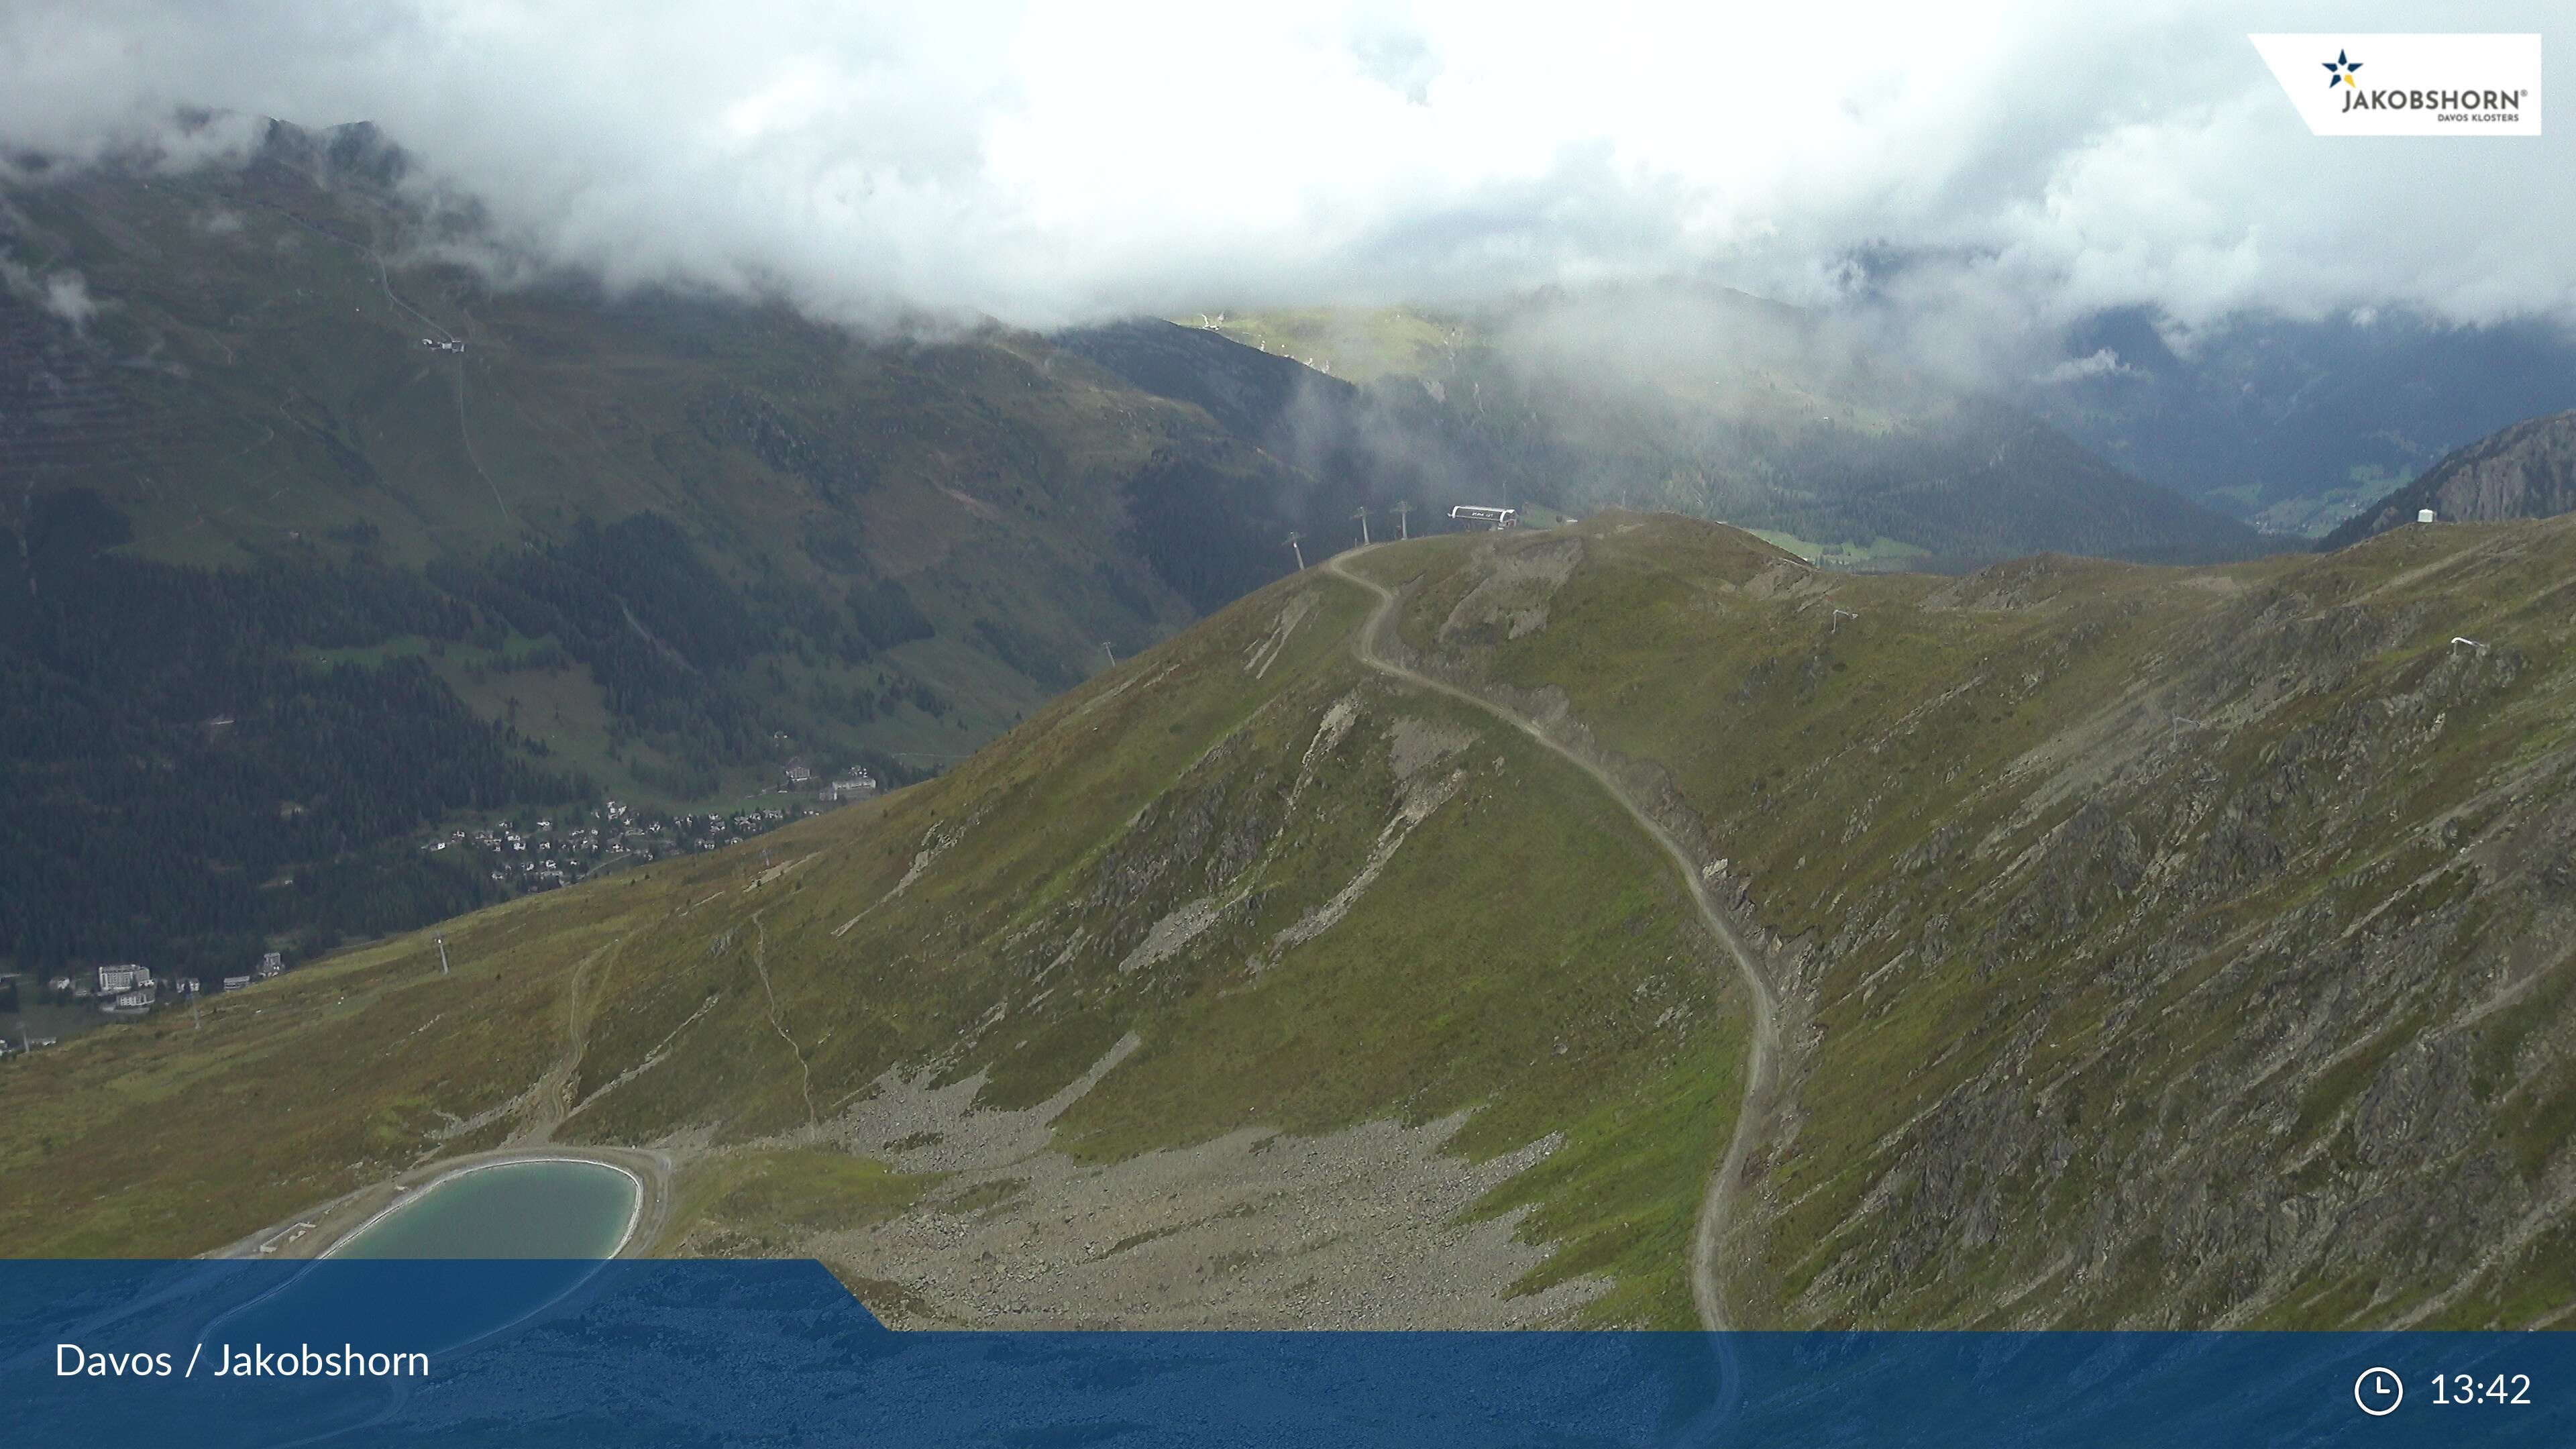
left=804, top=1039, right=1606, bottom=1328
left=1438, top=536, right=1583, bottom=643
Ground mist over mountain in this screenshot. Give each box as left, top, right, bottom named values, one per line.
left=1119, top=292, right=2265, bottom=569
left=0, top=119, right=1405, bottom=977
left=6, top=2, right=2576, bottom=1359
left=9, top=5, right=2575, bottom=339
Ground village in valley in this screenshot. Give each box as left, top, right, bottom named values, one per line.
left=425, top=757, right=879, bottom=892
left=0, top=758, right=880, bottom=1060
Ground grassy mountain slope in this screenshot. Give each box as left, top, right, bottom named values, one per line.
left=0, top=551, right=1748, bottom=1327
left=2320, top=409, right=2576, bottom=550
left=11, top=515, right=2575, bottom=1328
left=1356, top=514, right=2576, bottom=1328
left=0, top=126, right=1301, bottom=779
left=0, top=121, right=1419, bottom=976
left=1169, top=294, right=2267, bottom=570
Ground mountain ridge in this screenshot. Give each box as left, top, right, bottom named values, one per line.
left=10, top=511, right=2575, bottom=1330
left=0, top=123, right=1411, bottom=976
left=2035, top=307, right=2576, bottom=537
left=1145, top=300, right=2268, bottom=569
left=2321, top=408, right=2576, bottom=549
left=1326, top=545, right=1779, bottom=1332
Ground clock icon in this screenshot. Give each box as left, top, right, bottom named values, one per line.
left=2355, top=1366, right=2404, bottom=1416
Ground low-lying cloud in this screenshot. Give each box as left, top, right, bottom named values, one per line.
left=0, top=255, right=99, bottom=329
left=2, top=1, right=2570, bottom=345
left=2035, top=347, right=2138, bottom=386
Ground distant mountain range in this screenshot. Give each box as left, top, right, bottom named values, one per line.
left=2320, top=409, right=2576, bottom=549
left=7, top=111, right=2553, bottom=980
left=2028, top=307, right=2576, bottom=537
left=1154, top=292, right=2270, bottom=570
left=0, top=119, right=1386, bottom=974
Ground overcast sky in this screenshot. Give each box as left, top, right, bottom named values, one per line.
left=3, top=1, right=2569, bottom=344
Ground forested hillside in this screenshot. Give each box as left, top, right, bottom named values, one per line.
left=0, top=118, right=2284, bottom=986
left=1, top=484, right=586, bottom=973
left=0, top=119, right=1403, bottom=979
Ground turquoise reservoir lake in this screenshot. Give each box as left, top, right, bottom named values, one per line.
left=332, top=1159, right=640, bottom=1259
left=200, top=1161, right=644, bottom=1360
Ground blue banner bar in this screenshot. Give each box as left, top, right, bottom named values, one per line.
left=3, top=1260, right=2565, bottom=1446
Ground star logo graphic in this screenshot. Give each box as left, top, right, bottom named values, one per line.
left=2322, top=49, right=2363, bottom=88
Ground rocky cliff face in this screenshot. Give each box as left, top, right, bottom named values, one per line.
left=2323, top=409, right=2576, bottom=548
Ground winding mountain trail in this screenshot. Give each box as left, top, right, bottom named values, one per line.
left=1324, top=548, right=1780, bottom=1336
left=750, top=911, right=821, bottom=1130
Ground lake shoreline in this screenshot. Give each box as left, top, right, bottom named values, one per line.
left=324, top=1156, right=645, bottom=1260
left=205, top=1144, right=676, bottom=1263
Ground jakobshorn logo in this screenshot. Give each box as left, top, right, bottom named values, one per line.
left=2251, top=34, right=2541, bottom=136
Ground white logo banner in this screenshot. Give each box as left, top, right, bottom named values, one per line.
left=2250, top=34, right=2541, bottom=136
